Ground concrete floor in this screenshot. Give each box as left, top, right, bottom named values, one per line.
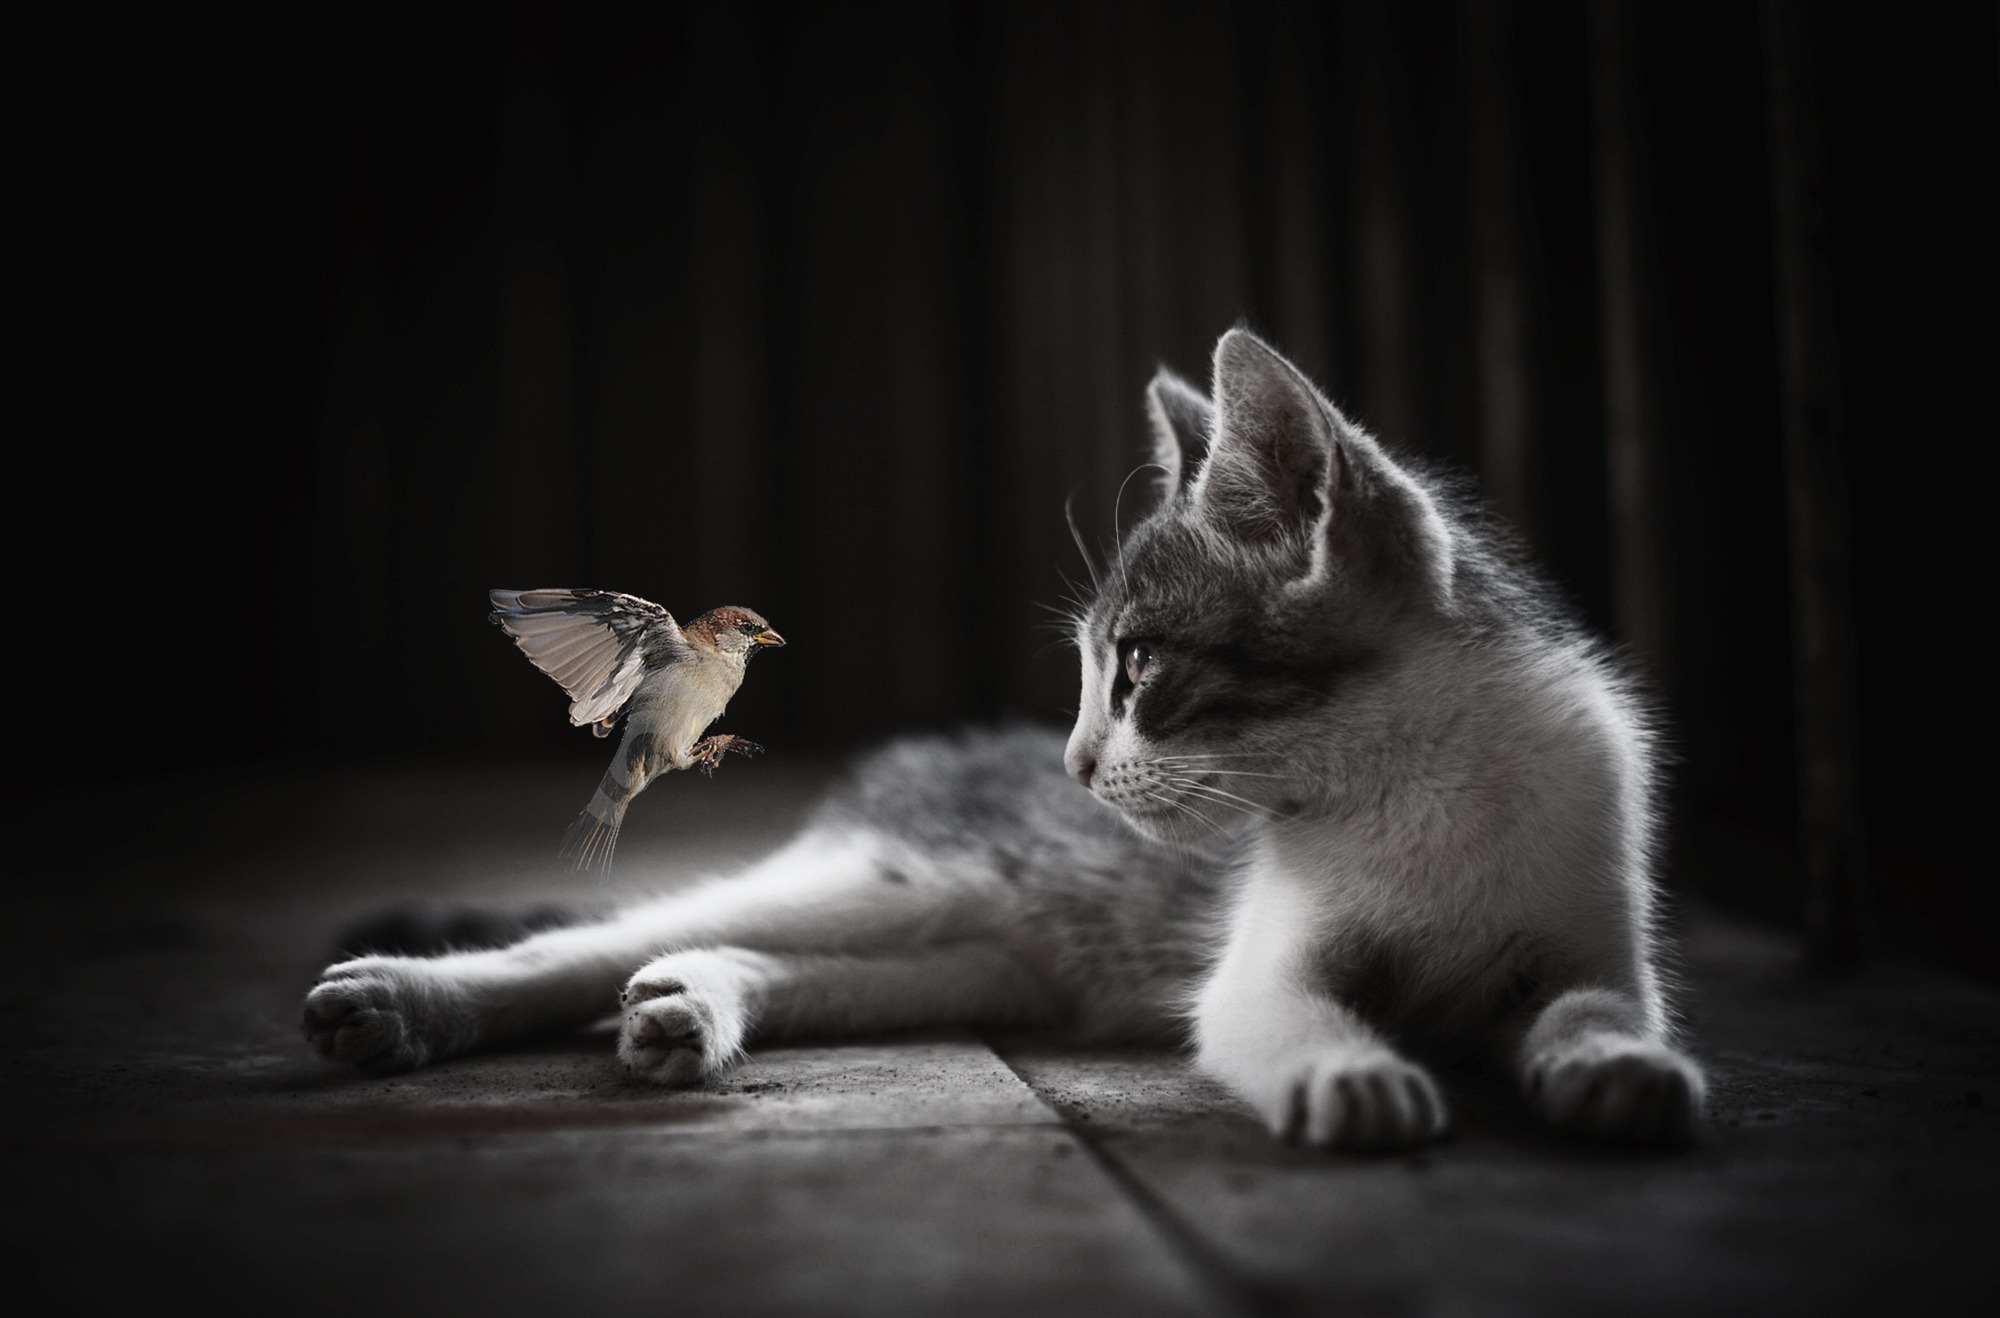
left=4, top=759, right=1995, bottom=1316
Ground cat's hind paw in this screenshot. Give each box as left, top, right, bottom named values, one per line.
left=1525, top=1037, right=1704, bottom=1145
left=303, top=957, right=465, bottom=1073
left=1272, top=1049, right=1449, bottom=1150
left=616, top=959, right=749, bottom=1088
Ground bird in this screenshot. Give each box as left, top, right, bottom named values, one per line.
left=488, top=588, right=786, bottom=873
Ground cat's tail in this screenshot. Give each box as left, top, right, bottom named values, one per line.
left=559, top=774, right=631, bottom=874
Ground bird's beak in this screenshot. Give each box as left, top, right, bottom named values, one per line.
left=752, top=629, right=786, bottom=648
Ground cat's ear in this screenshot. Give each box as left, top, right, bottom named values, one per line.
left=1194, top=328, right=1454, bottom=604
left=1144, top=366, right=1212, bottom=496
left=1193, top=329, right=1339, bottom=544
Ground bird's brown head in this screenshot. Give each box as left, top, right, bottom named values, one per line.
left=689, top=606, right=786, bottom=661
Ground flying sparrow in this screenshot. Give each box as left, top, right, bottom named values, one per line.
left=489, top=588, right=787, bottom=872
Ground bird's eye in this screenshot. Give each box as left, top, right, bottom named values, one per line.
left=1121, top=640, right=1151, bottom=686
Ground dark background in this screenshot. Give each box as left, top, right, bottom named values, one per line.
left=22, top=2, right=1994, bottom=973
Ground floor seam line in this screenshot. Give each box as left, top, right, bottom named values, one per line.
left=984, top=1043, right=1273, bottom=1318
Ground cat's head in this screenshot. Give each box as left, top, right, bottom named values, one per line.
left=1064, top=328, right=1457, bottom=843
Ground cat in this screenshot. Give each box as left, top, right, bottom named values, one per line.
left=303, top=328, right=1703, bottom=1148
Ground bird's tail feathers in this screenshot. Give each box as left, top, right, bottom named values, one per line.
left=560, top=808, right=623, bottom=874
left=559, top=784, right=628, bottom=875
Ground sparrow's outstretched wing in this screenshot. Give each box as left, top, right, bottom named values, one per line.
left=488, top=588, right=692, bottom=728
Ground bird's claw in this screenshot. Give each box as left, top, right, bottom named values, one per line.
left=693, top=736, right=761, bottom=778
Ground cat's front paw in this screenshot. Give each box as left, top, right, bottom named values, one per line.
left=303, top=956, right=467, bottom=1073
left=1270, top=1049, right=1449, bottom=1150
left=1524, top=1036, right=1704, bottom=1145
left=616, top=961, right=748, bottom=1088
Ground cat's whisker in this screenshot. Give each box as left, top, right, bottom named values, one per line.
left=1152, top=761, right=1289, bottom=780
left=1159, top=790, right=1225, bottom=831
left=1140, top=780, right=1216, bottom=825
left=1152, top=761, right=1291, bottom=786
left=1154, top=764, right=1283, bottom=794
left=1188, top=788, right=1274, bottom=816
left=1031, top=595, right=1090, bottom=654
left=1051, top=575, right=1092, bottom=619
left=1110, top=463, right=1165, bottom=601
left=1064, top=490, right=1102, bottom=594
left=1140, top=787, right=1206, bottom=828
left=1165, top=777, right=1280, bottom=820
left=1179, top=795, right=1276, bottom=824
left=1033, top=597, right=1090, bottom=633
left=1150, top=752, right=1276, bottom=763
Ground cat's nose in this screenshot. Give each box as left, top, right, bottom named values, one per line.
left=1063, top=727, right=1101, bottom=790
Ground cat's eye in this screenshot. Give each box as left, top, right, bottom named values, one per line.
left=1122, top=641, right=1151, bottom=686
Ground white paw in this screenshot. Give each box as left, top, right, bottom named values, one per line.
left=1266, top=1049, right=1449, bottom=1150
left=302, top=956, right=466, bottom=1073
left=1525, top=1037, right=1704, bottom=1144
left=616, top=971, right=746, bottom=1088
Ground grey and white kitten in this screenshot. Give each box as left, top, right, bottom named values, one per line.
left=305, top=329, right=1701, bottom=1148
